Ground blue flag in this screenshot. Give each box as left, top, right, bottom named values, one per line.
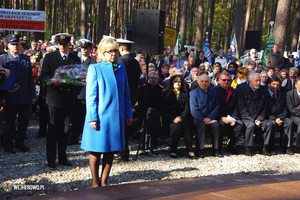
left=202, top=36, right=212, bottom=64
left=230, top=34, right=239, bottom=59
left=87, top=29, right=90, bottom=40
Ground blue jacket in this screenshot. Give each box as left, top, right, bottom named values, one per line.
left=0, top=52, right=35, bottom=104
left=81, top=61, right=132, bottom=153
left=189, top=87, right=219, bottom=121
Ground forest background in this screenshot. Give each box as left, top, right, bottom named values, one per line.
left=0, top=0, right=298, bottom=56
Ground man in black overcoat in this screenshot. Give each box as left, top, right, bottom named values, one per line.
left=40, top=33, right=81, bottom=168
left=237, top=73, right=274, bottom=156
left=68, top=39, right=96, bottom=145
left=117, top=39, right=141, bottom=161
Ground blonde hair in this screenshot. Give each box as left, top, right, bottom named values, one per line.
left=97, top=38, right=119, bottom=62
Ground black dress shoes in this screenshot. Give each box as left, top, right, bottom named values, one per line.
left=245, top=147, right=254, bottom=156
left=286, top=148, right=294, bottom=155
left=226, top=145, right=238, bottom=155
left=214, top=150, right=224, bottom=158
left=48, top=162, right=56, bottom=168
left=262, top=148, right=271, bottom=156
left=195, top=150, right=205, bottom=159
left=59, top=160, right=72, bottom=166
left=15, top=144, right=30, bottom=152
left=5, top=148, right=16, bottom=154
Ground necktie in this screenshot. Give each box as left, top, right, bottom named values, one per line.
left=292, top=79, right=294, bottom=89
left=63, top=55, right=67, bottom=64
left=272, top=93, right=276, bottom=104
left=15, top=57, right=19, bottom=62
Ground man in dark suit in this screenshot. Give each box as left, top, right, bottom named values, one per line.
left=286, top=76, right=300, bottom=152
left=40, top=33, right=81, bottom=168
left=0, top=34, right=35, bottom=154
left=237, top=73, right=274, bottom=156
left=190, top=74, right=222, bottom=158
left=212, top=72, right=243, bottom=155
left=68, top=39, right=96, bottom=145
left=266, top=76, right=294, bottom=155
left=116, top=39, right=141, bottom=161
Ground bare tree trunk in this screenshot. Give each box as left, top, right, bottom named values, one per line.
left=47, top=0, right=52, bottom=39
left=32, top=0, right=35, bottom=9
left=274, top=0, right=292, bottom=51
left=180, top=0, right=188, bottom=45
left=106, top=0, right=111, bottom=35
left=51, top=0, right=57, bottom=35
left=206, top=0, right=215, bottom=45
left=114, top=0, right=119, bottom=38
left=166, top=0, right=172, bottom=26
left=176, top=0, right=181, bottom=39
left=81, top=0, right=86, bottom=37
left=188, top=0, right=195, bottom=45
left=60, top=0, right=65, bottom=32
left=196, top=0, right=204, bottom=52
left=226, top=0, right=233, bottom=50
left=270, top=0, right=278, bottom=22
left=98, top=0, right=105, bottom=41
left=241, top=0, right=252, bottom=52
left=292, top=0, right=300, bottom=51
left=234, top=0, right=246, bottom=57
left=257, top=0, right=265, bottom=32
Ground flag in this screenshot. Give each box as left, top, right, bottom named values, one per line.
left=261, top=30, right=275, bottom=66
left=174, top=32, right=183, bottom=56
left=87, top=29, right=91, bottom=41
left=230, top=34, right=239, bottom=59
left=202, top=35, right=212, bottom=64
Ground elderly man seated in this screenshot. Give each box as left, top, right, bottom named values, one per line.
left=190, top=74, right=223, bottom=158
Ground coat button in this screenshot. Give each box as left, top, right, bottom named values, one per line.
left=60, top=88, right=62, bottom=91
left=68, top=89, right=70, bottom=91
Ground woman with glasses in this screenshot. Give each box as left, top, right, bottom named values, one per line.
left=231, top=67, right=249, bottom=89
left=81, top=37, right=132, bottom=187
left=161, top=75, right=194, bottom=159
left=226, top=62, right=238, bottom=80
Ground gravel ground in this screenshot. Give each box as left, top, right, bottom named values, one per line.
left=1, top=117, right=300, bottom=199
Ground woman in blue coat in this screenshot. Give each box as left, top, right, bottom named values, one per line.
left=81, top=37, right=132, bottom=187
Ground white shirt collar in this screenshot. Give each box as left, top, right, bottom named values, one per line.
left=59, top=51, right=69, bottom=59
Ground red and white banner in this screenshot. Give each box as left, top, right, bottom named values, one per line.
left=0, top=8, right=45, bottom=32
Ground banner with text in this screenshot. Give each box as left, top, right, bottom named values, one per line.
left=164, top=27, right=176, bottom=50
left=0, top=8, right=45, bottom=32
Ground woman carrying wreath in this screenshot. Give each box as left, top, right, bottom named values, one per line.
left=81, top=37, right=132, bottom=187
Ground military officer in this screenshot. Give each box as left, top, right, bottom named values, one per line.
left=117, top=38, right=141, bottom=161
left=0, top=34, right=35, bottom=154
left=40, top=33, right=80, bottom=168
left=68, top=39, right=96, bottom=145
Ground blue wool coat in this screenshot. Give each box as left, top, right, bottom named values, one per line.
left=81, top=61, right=132, bottom=153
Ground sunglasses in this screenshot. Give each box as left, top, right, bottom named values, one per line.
left=220, top=79, right=231, bottom=82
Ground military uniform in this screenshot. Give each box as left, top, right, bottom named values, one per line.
left=69, top=39, right=96, bottom=145
left=0, top=34, right=35, bottom=153
left=40, top=33, right=80, bottom=167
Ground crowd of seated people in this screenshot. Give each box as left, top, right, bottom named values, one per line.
left=129, top=46, right=300, bottom=159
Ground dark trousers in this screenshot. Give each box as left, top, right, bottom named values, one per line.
left=271, top=118, right=293, bottom=148
left=38, top=95, right=49, bottom=134
left=194, top=119, right=220, bottom=151
left=292, top=116, right=300, bottom=145
left=47, top=106, right=72, bottom=163
left=3, top=103, right=31, bottom=149
left=243, top=119, right=274, bottom=147
left=70, top=99, right=86, bottom=142
left=170, top=120, right=193, bottom=153
left=219, top=119, right=243, bottom=146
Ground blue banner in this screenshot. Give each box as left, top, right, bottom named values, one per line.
left=202, top=36, right=212, bottom=64
left=230, top=34, right=239, bottom=59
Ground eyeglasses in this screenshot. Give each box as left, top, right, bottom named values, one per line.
left=219, top=52, right=224, bottom=54
left=105, top=49, right=118, bottom=54
left=220, top=79, right=231, bottom=82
